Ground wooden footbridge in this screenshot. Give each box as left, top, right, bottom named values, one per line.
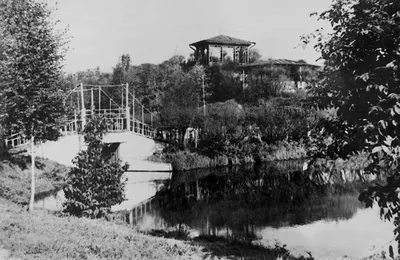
left=2, top=83, right=158, bottom=148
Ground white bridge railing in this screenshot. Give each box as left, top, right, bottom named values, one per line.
left=1, top=83, right=159, bottom=149
left=1, top=109, right=157, bottom=149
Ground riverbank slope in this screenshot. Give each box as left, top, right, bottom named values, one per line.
left=0, top=152, right=312, bottom=260
left=152, top=140, right=307, bottom=171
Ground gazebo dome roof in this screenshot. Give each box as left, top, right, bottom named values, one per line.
left=190, top=34, right=255, bottom=47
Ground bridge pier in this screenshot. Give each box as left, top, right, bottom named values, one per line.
left=80, top=83, right=86, bottom=129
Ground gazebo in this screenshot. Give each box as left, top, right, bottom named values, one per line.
left=189, top=35, right=255, bottom=65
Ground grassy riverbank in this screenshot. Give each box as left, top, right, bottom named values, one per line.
left=0, top=151, right=69, bottom=205
left=151, top=141, right=307, bottom=171
left=0, top=152, right=317, bottom=260
left=0, top=197, right=318, bottom=260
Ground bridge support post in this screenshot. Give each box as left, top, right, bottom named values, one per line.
left=141, top=106, right=144, bottom=125
left=98, top=86, right=101, bottom=113
left=129, top=209, right=133, bottom=225
left=91, top=88, right=94, bottom=115
left=125, top=83, right=130, bottom=131
left=80, top=83, right=86, bottom=129
left=74, top=110, right=78, bottom=132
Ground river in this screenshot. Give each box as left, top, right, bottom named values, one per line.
left=140, top=161, right=397, bottom=260
left=34, top=171, right=171, bottom=211
left=36, top=161, right=397, bottom=259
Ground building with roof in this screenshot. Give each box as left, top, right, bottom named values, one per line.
left=189, top=35, right=255, bottom=65
left=239, top=59, right=321, bottom=92
left=240, top=59, right=320, bottom=69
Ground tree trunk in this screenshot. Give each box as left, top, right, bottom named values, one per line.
left=28, top=135, right=35, bottom=212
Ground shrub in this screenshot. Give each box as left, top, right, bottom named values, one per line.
left=63, top=116, right=128, bottom=218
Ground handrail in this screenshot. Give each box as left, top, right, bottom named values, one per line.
left=2, top=109, right=156, bottom=149
left=2, top=82, right=159, bottom=148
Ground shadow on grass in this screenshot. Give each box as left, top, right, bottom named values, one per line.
left=0, top=149, right=45, bottom=170
left=145, top=229, right=314, bottom=260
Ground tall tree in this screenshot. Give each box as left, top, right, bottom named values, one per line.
left=0, top=0, right=68, bottom=211
left=158, top=65, right=204, bottom=147
left=308, top=0, right=400, bottom=247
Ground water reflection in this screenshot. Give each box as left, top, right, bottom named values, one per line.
left=34, top=171, right=171, bottom=212
left=156, top=161, right=366, bottom=231
left=148, top=161, right=394, bottom=259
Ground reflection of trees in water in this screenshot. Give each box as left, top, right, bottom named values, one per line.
left=155, top=161, right=366, bottom=242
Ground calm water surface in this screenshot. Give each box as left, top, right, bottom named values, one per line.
left=34, top=171, right=171, bottom=211
left=36, top=161, right=397, bottom=259
left=142, top=161, right=397, bottom=260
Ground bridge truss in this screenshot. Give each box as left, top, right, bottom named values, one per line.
left=2, top=83, right=158, bottom=149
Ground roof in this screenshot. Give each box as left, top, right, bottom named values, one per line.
left=239, top=59, right=321, bottom=68
left=190, top=34, right=255, bottom=47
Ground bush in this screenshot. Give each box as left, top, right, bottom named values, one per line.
left=63, top=116, right=128, bottom=218
left=245, top=98, right=322, bottom=143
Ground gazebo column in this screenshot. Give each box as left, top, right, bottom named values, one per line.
left=195, top=48, right=199, bottom=62
left=206, top=45, right=210, bottom=64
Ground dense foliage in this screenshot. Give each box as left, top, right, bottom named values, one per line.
left=0, top=0, right=67, bottom=210
left=63, top=116, right=128, bottom=218
left=0, top=0, right=67, bottom=141
left=62, top=43, right=320, bottom=169
left=307, top=0, right=400, bottom=248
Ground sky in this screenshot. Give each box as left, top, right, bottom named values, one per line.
left=50, top=0, right=333, bottom=73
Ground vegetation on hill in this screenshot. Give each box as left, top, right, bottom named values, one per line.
left=64, top=52, right=321, bottom=171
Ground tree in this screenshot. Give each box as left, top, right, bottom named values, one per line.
left=308, top=0, right=400, bottom=248
left=205, top=64, right=242, bottom=103
left=0, top=0, right=68, bottom=211
left=112, top=54, right=131, bottom=85
left=249, top=48, right=262, bottom=63
left=63, top=116, right=128, bottom=218
left=158, top=65, right=204, bottom=148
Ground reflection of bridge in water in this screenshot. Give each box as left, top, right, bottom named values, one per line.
left=110, top=196, right=157, bottom=226
left=2, top=83, right=157, bottom=148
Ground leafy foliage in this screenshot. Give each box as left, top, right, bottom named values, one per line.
left=0, top=0, right=67, bottom=141
left=307, top=0, right=400, bottom=248
left=205, top=64, right=243, bottom=103
left=0, top=0, right=68, bottom=211
left=158, top=64, right=205, bottom=147
left=245, top=97, right=321, bottom=143
left=63, top=116, right=128, bottom=218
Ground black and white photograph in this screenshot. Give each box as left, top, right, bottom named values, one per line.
left=1, top=0, right=399, bottom=259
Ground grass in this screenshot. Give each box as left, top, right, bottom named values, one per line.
left=0, top=198, right=206, bottom=260
left=150, top=141, right=307, bottom=172
left=0, top=198, right=298, bottom=260
left=0, top=151, right=69, bottom=205
left=259, top=141, right=307, bottom=162
left=0, top=149, right=314, bottom=260
left=165, top=151, right=230, bottom=171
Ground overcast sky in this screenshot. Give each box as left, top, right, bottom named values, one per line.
left=51, top=0, right=333, bottom=73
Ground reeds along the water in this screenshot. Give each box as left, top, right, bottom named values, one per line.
left=164, top=142, right=306, bottom=171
